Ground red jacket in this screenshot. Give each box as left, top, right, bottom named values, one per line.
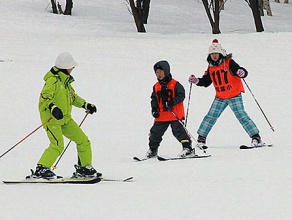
left=152, top=79, right=185, bottom=122
left=208, top=58, right=244, bottom=99
left=197, top=57, right=246, bottom=99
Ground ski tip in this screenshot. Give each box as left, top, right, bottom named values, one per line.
left=133, top=157, right=142, bottom=161
left=100, top=176, right=134, bottom=182
left=239, top=145, right=253, bottom=149
left=123, top=177, right=134, bottom=182
left=133, top=156, right=154, bottom=162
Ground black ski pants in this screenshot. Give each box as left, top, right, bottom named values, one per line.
left=148, top=120, right=191, bottom=149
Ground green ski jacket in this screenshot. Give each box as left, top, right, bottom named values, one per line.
left=39, top=67, right=86, bottom=124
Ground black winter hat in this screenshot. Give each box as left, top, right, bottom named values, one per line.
left=153, top=60, right=171, bottom=77
left=154, top=65, right=163, bottom=71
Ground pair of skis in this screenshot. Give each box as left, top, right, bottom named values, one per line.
left=3, top=176, right=134, bottom=184
left=133, top=153, right=211, bottom=162
left=134, top=143, right=273, bottom=161
left=4, top=144, right=273, bottom=184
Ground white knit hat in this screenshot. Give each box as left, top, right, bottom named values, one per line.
left=55, top=52, right=77, bottom=69
left=208, top=39, right=227, bottom=56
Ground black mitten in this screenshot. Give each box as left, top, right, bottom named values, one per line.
left=83, top=102, right=97, bottom=114
left=50, top=105, right=63, bottom=120
left=152, top=108, right=159, bottom=118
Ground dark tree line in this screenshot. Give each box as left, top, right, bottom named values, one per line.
left=202, top=0, right=264, bottom=33
left=48, top=0, right=271, bottom=34
left=125, top=0, right=265, bottom=34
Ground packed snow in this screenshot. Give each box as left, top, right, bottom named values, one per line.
left=0, top=0, right=292, bottom=219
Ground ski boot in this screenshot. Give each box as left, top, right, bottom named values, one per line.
left=72, top=164, right=102, bottom=178
left=26, top=164, right=57, bottom=180
left=145, top=148, right=158, bottom=158
left=251, top=134, right=264, bottom=147
left=178, top=140, right=193, bottom=157
left=196, top=135, right=208, bottom=150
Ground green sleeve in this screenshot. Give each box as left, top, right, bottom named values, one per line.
left=40, top=76, right=57, bottom=109
left=71, top=85, right=86, bottom=108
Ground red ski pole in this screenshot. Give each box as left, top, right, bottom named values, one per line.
left=0, top=116, right=53, bottom=159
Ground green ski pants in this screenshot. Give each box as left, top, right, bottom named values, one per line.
left=38, top=117, right=92, bottom=168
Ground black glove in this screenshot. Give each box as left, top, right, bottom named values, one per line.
left=152, top=108, right=159, bottom=118
left=83, top=102, right=97, bottom=114
left=50, top=105, right=63, bottom=120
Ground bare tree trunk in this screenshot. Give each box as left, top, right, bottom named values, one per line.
left=202, top=0, right=215, bottom=33
left=128, top=0, right=146, bottom=32
left=247, top=0, right=265, bottom=32
left=64, top=0, right=73, bottom=15
left=142, top=0, right=150, bottom=24
left=213, top=0, right=221, bottom=34
left=263, top=0, right=273, bottom=16
left=51, top=0, right=58, bottom=14
left=202, top=0, right=221, bottom=34
left=57, top=2, right=64, bottom=14
left=219, top=0, right=224, bottom=10
left=259, top=0, right=264, bottom=15
left=274, top=0, right=280, bottom=2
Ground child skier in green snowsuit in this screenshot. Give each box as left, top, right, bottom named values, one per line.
left=28, top=52, right=101, bottom=179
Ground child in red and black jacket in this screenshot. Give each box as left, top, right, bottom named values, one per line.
left=146, top=60, right=192, bottom=158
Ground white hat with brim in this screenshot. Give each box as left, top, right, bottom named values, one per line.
left=55, top=52, right=77, bottom=69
